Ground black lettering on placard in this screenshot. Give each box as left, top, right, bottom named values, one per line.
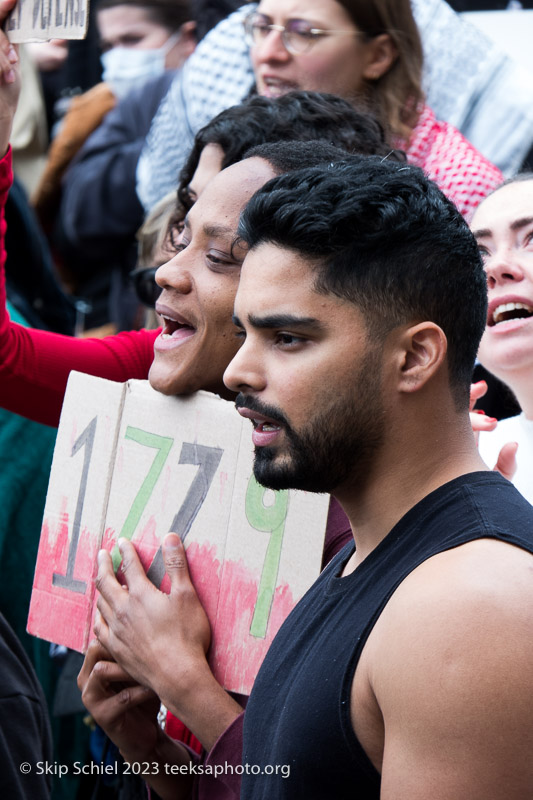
left=34, top=0, right=50, bottom=29
left=53, top=416, right=97, bottom=593
left=64, top=0, right=74, bottom=26
left=7, top=0, right=22, bottom=30
left=146, top=443, right=223, bottom=587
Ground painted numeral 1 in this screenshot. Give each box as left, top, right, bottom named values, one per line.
left=53, top=416, right=97, bottom=593
left=247, top=476, right=289, bottom=638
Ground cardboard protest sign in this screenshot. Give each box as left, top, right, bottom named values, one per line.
left=28, top=372, right=329, bottom=694
left=7, top=0, right=88, bottom=43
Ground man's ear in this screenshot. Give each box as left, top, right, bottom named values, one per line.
left=395, top=322, right=447, bottom=394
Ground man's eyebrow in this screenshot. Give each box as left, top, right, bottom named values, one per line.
left=234, top=312, right=325, bottom=331
left=473, top=217, right=533, bottom=239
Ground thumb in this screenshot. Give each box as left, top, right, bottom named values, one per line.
left=163, top=533, right=190, bottom=591
left=493, top=441, right=518, bottom=482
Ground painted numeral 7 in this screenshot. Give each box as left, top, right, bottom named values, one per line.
left=111, top=427, right=174, bottom=570
left=147, top=443, right=223, bottom=586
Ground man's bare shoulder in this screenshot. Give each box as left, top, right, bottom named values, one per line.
left=393, top=536, right=533, bottom=614
left=354, top=538, right=533, bottom=799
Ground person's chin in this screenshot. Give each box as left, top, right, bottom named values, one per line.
left=253, top=448, right=296, bottom=490
left=478, top=345, right=533, bottom=384
left=148, top=360, right=185, bottom=397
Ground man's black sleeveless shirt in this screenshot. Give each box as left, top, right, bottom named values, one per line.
left=241, top=472, right=533, bottom=799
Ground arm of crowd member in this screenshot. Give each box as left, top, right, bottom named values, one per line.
left=78, top=641, right=197, bottom=800
left=94, top=535, right=244, bottom=754
left=0, top=222, right=158, bottom=424
left=59, top=70, right=174, bottom=261
left=0, top=0, right=20, bottom=157
left=0, top=152, right=156, bottom=427
left=0, top=3, right=158, bottom=427
left=469, top=380, right=517, bottom=481
left=0, top=146, right=156, bottom=427
left=366, top=541, right=533, bottom=799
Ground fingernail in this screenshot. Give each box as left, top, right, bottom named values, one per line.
left=117, top=538, right=126, bottom=553
left=473, top=409, right=486, bottom=415
left=5, top=69, right=14, bottom=84
left=8, top=47, right=17, bottom=64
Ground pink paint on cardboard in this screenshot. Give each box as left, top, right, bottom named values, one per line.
left=210, top=557, right=296, bottom=695
left=28, top=514, right=96, bottom=650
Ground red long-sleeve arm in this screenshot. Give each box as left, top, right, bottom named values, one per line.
left=0, top=148, right=158, bottom=427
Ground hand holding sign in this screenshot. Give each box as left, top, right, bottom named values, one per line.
left=95, top=536, right=211, bottom=695
left=94, top=534, right=243, bottom=751
left=77, top=639, right=197, bottom=799
left=77, top=640, right=162, bottom=762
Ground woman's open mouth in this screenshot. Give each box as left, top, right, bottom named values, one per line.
left=489, top=301, right=533, bottom=327
left=155, top=305, right=197, bottom=348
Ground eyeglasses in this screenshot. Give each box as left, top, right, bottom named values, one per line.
left=243, top=12, right=361, bottom=55
left=130, top=267, right=162, bottom=308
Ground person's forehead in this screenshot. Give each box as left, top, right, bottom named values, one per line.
left=472, top=180, right=533, bottom=234
left=257, top=0, right=348, bottom=23
left=192, top=157, right=277, bottom=223
left=97, top=5, right=159, bottom=38
left=98, top=5, right=153, bottom=25
left=237, top=243, right=321, bottom=309
left=236, top=241, right=363, bottom=333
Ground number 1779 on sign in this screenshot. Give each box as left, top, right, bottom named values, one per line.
left=27, top=373, right=328, bottom=695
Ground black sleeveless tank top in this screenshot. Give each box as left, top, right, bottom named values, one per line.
left=241, top=472, right=533, bottom=799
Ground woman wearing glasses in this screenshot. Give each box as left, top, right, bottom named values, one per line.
left=245, top=1, right=415, bottom=143
left=138, top=0, right=502, bottom=220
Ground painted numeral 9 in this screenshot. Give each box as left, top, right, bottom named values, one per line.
left=246, top=476, right=289, bottom=638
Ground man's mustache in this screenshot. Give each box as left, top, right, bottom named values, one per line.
left=235, top=393, right=289, bottom=428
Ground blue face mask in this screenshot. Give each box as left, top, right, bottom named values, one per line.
left=101, top=31, right=180, bottom=98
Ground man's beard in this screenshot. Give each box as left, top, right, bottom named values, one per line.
left=236, top=347, right=385, bottom=494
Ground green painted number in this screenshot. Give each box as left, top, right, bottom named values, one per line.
left=111, top=427, right=173, bottom=570
left=246, top=476, right=289, bottom=638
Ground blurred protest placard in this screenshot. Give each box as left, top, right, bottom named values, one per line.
left=7, top=0, right=88, bottom=43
